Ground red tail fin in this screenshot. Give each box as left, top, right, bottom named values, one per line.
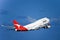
left=13, top=20, right=28, bottom=31
left=13, top=20, right=19, bottom=24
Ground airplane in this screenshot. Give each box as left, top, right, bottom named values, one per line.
left=1, top=17, right=51, bottom=31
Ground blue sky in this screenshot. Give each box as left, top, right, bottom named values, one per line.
left=0, top=0, right=60, bottom=40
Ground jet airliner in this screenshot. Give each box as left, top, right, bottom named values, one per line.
left=13, top=17, right=51, bottom=31
left=1, top=17, right=51, bottom=31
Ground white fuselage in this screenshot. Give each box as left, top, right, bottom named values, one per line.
left=24, top=17, right=50, bottom=30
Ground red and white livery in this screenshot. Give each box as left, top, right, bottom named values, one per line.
left=13, top=17, right=51, bottom=31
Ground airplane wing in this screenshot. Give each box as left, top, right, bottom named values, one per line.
left=27, top=16, right=36, bottom=22
left=0, top=25, right=15, bottom=30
